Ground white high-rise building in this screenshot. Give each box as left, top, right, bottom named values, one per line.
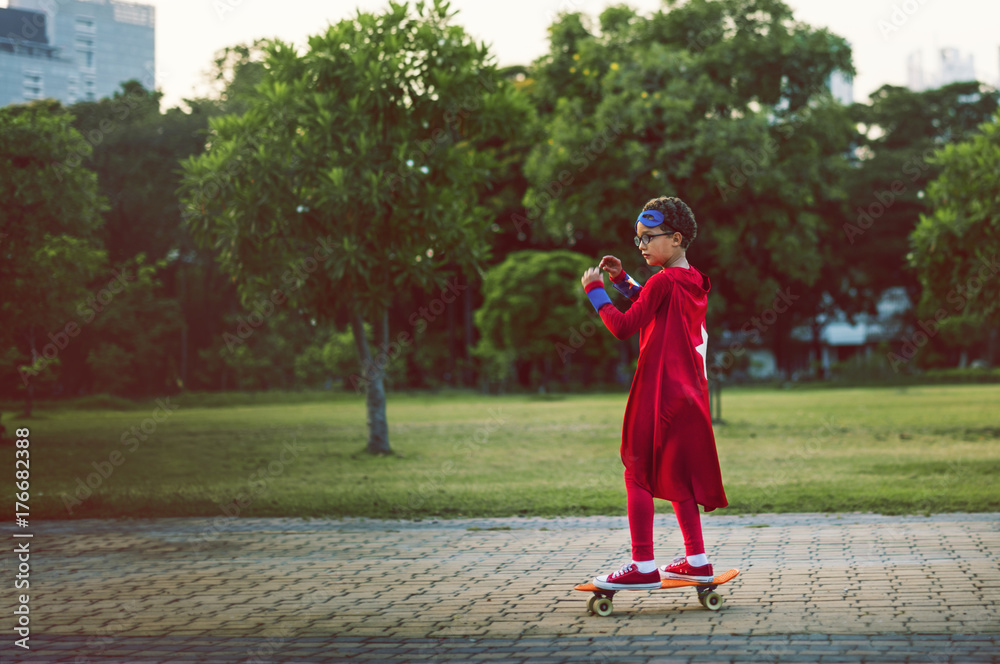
left=906, top=51, right=925, bottom=91
left=828, top=70, right=853, bottom=105
left=906, top=47, right=977, bottom=91
left=0, top=0, right=155, bottom=107
left=938, top=47, right=976, bottom=87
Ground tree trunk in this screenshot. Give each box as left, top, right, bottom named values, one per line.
left=581, top=355, right=592, bottom=387
left=619, top=340, right=631, bottom=386
left=811, top=318, right=826, bottom=380
left=447, top=291, right=456, bottom=386
left=464, top=283, right=474, bottom=387
left=180, top=260, right=188, bottom=388
left=771, top=319, right=788, bottom=381
left=515, top=360, right=532, bottom=388
left=709, top=375, right=722, bottom=423
left=24, top=325, right=36, bottom=418
left=986, top=326, right=998, bottom=368
left=352, top=309, right=391, bottom=455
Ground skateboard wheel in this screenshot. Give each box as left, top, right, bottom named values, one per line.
left=587, top=596, right=598, bottom=614
left=702, top=591, right=723, bottom=611
left=594, top=597, right=614, bottom=617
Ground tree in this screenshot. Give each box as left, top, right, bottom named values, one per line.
left=81, top=255, right=183, bottom=395
left=68, top=81, right=211, bottom=265
left=180, top=1, right=531, bottom=454
left=474, top=250, right=618, bottom=390
left=846, top=82, right=999, bottom=316
left=203, top=40, right=271, bottom=117
left=520, top=0, right=856, bottom=376
left=0, top=101, right=106, bottom=291
left=66, top=82, right=219, bottom=394
left=0, top=101, right=107, bottom=422
left=908, top=111, right=1000, bottom=367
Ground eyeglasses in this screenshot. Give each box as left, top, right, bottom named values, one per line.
left=634, top=230, right=678, bottom=247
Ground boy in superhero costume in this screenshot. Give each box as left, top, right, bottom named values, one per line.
left=580, top=196, right=728, bottom=590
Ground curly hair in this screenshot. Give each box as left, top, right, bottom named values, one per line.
left=641, top=196, right=697, bottom=249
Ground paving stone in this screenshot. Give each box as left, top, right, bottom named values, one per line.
left=3, top=513, right=999, bottom=662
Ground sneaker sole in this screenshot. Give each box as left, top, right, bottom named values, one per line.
left=661, top=573, right=714, bottom=583
left=593, top=580, right=662, bottom=590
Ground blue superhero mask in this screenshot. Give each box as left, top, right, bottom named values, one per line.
left=635, top=210, right=665, bottom=234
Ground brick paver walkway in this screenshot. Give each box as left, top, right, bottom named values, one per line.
left=3, top=513, right=999, bottom=662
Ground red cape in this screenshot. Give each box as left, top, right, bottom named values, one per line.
left=599, top=266, right=728, bottom=511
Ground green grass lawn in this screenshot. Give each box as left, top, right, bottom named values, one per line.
left=3, top=385, right=999, bottom=520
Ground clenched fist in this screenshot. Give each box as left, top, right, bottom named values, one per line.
left=580, top=267, right=603, bottom=289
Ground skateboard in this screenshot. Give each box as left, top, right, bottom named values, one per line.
left=574, top=568, right=740, bottom=616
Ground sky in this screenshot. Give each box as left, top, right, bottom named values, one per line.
left=5, top=0, right=999, bottom=110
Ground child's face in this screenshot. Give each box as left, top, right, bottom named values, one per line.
left=636, top=221, right=684, bottom=267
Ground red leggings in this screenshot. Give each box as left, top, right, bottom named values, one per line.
left=624, top=467, right=704, bottom=561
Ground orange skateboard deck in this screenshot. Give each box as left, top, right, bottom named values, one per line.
left=574, top=568, right=740, bottom=615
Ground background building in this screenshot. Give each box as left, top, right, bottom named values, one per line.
left=0, top=0, right=154, bottom=107
left=906, top=51, right=925, bottom=91
left=828, top=70, right=854, bottom=105
left=906, top=47, right=977, bottom=91
left=937, top=47, right=976, bottom=87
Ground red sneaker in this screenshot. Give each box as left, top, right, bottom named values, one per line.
left=659, top=556, right=714, bottom=583
left=593, top=563, right=661, bottom=590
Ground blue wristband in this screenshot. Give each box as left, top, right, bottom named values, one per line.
left=611, top=272, right=642, bottom=301
left=586, top=287, right=612, bottom=312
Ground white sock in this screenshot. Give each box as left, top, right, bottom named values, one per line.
left=687, top=554, right=709, bottom=567
left=634, top=559, right=657, bottom=573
